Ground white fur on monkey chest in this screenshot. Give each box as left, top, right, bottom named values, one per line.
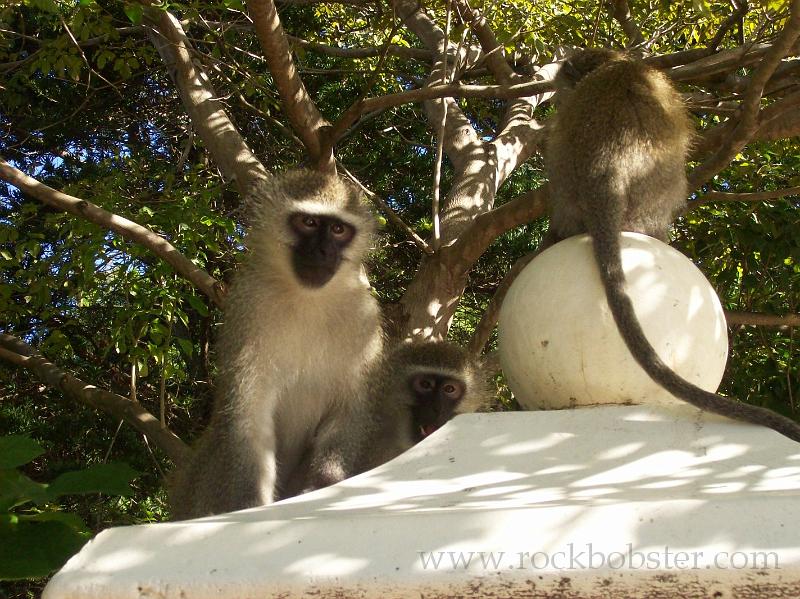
left=498, top=232, right=729, bottom=410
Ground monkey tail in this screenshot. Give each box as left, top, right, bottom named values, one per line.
left=590, top=227, right=800, bottom=443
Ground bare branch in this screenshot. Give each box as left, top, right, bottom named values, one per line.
left=143, top=7, right=267, bottom=194
left=452, top=0, right=515, bottom=83
left=246, top=0, right=333, bottom=170
left=288, top=35, right=431, bottom=60
left=329, top=79, right=554, bottom=146
left=755, top=100, right=800, bottom=140
left=708, top=0, right=749, bottom=51
left=609, top=0, right=645, bottom=48
left=467, top=252, right=534, bottom=357
left=726, top=310, right=800, bottom=327
left=689, top=185, right=800, bottom=211
left=691, top=86, right=800, bottom=156
left=667, top=41, right=788, bottom=82
left=493, top=54, right=564, bottom=183
left=688, top=1, right=800, bottom=186
left=0, top=159, right=225, bottom=308
left=0, top=333, right=188, bottom=463
left=431, top=1, right=453, bottom=252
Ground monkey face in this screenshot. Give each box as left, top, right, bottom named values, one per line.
left=408, top=373, right=466, bottom=441
left=288, top=212, right=357, bottom=287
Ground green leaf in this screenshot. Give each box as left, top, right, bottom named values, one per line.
left=22, top=511, right=89, bottom=533
left=0, top=470, right=49, bottom=512
left=30, top=0, right=59, bottom=13
left=177, top=338, right=193, bottom=357
left=186, top=294, right=209, bottom=316
left=0, top=436, right=44, bottom=469
left=46, top=463, right=138, bottom=500
left=123, top=3, right=144, bottom=25
left=0, top=519, right=90, bottom=580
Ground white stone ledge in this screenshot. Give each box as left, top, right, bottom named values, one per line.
left=44, top=405, right=800, bottom=598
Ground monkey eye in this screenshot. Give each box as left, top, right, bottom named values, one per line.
left=290, top=213, right=320, bottom=234
left=412, top=375, right=436, bottom=394
left=442, top=380, right=465, bottom=400
left=329, top=221, right=355, bottom=243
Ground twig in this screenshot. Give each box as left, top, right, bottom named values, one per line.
left=725, top=310, right=800, bottom=327
left=431, top=2, right=453, bottom=252
left=59, top=14, right=120, bottom=94
left=288, top=35, right=431, bottom=60
left=687, top=185, right=800, bottom=212
left=0, top=158, right=225, bottom=308
left=336, top=161, right=433, bottom=255
left=322, top=18, right=403, bottom=156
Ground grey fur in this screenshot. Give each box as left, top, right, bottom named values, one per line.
left=169, top=169, right=384, bottom=519
left=545, top=48, right=800, bottom=443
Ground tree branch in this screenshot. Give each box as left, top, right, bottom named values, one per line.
left=452, top=0, right=515, bottom=83
left=725, top=311, right=800, bottom=327
left=688, top=185, right=800, bottom=212
left=707, top=0, right=748, bottom=51
left=288, top=34, right=431, bottom=60
left=688, top=1, right=800, bottom=187
left=143, top=7, right=267, bottom=194
left=328, top=79, right=554, bottom=144
left=609, top=0, right=645, bottom=48
left=467, top=252, right=534, bottom=357
left=0, top=159, right=225, bottom=309
left=446, top=186, right=548, bottom=275
left=0, top=333, right=189, bottom=464
left=246, top=0, right=333, bottom=170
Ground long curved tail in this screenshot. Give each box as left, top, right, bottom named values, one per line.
left=590, top=226, right=800, bottom=443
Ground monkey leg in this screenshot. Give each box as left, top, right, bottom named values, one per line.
left=303, top=398, right=365, bottom=492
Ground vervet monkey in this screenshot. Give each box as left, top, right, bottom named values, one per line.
left=356, top=341, right=491, bottom=473
left=545, top=48, right=800, bottom=442
left=169, top=169, right=383, bottom=519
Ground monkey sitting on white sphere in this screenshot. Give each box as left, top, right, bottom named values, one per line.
left=498, top=232, right=728, bottom=410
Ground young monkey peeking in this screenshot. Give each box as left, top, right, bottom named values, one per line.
left=355, top=341, right=491, bottom=473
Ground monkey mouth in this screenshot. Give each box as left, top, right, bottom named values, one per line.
left=420, top=424, right=439, bottom=438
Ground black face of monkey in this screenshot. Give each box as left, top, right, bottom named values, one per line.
left=408, top=373, right=466, bottom=441
left=289, top=212, right=356, bottom=287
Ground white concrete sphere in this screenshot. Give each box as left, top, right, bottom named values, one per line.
left=498, top=233, right=728, bottom=410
